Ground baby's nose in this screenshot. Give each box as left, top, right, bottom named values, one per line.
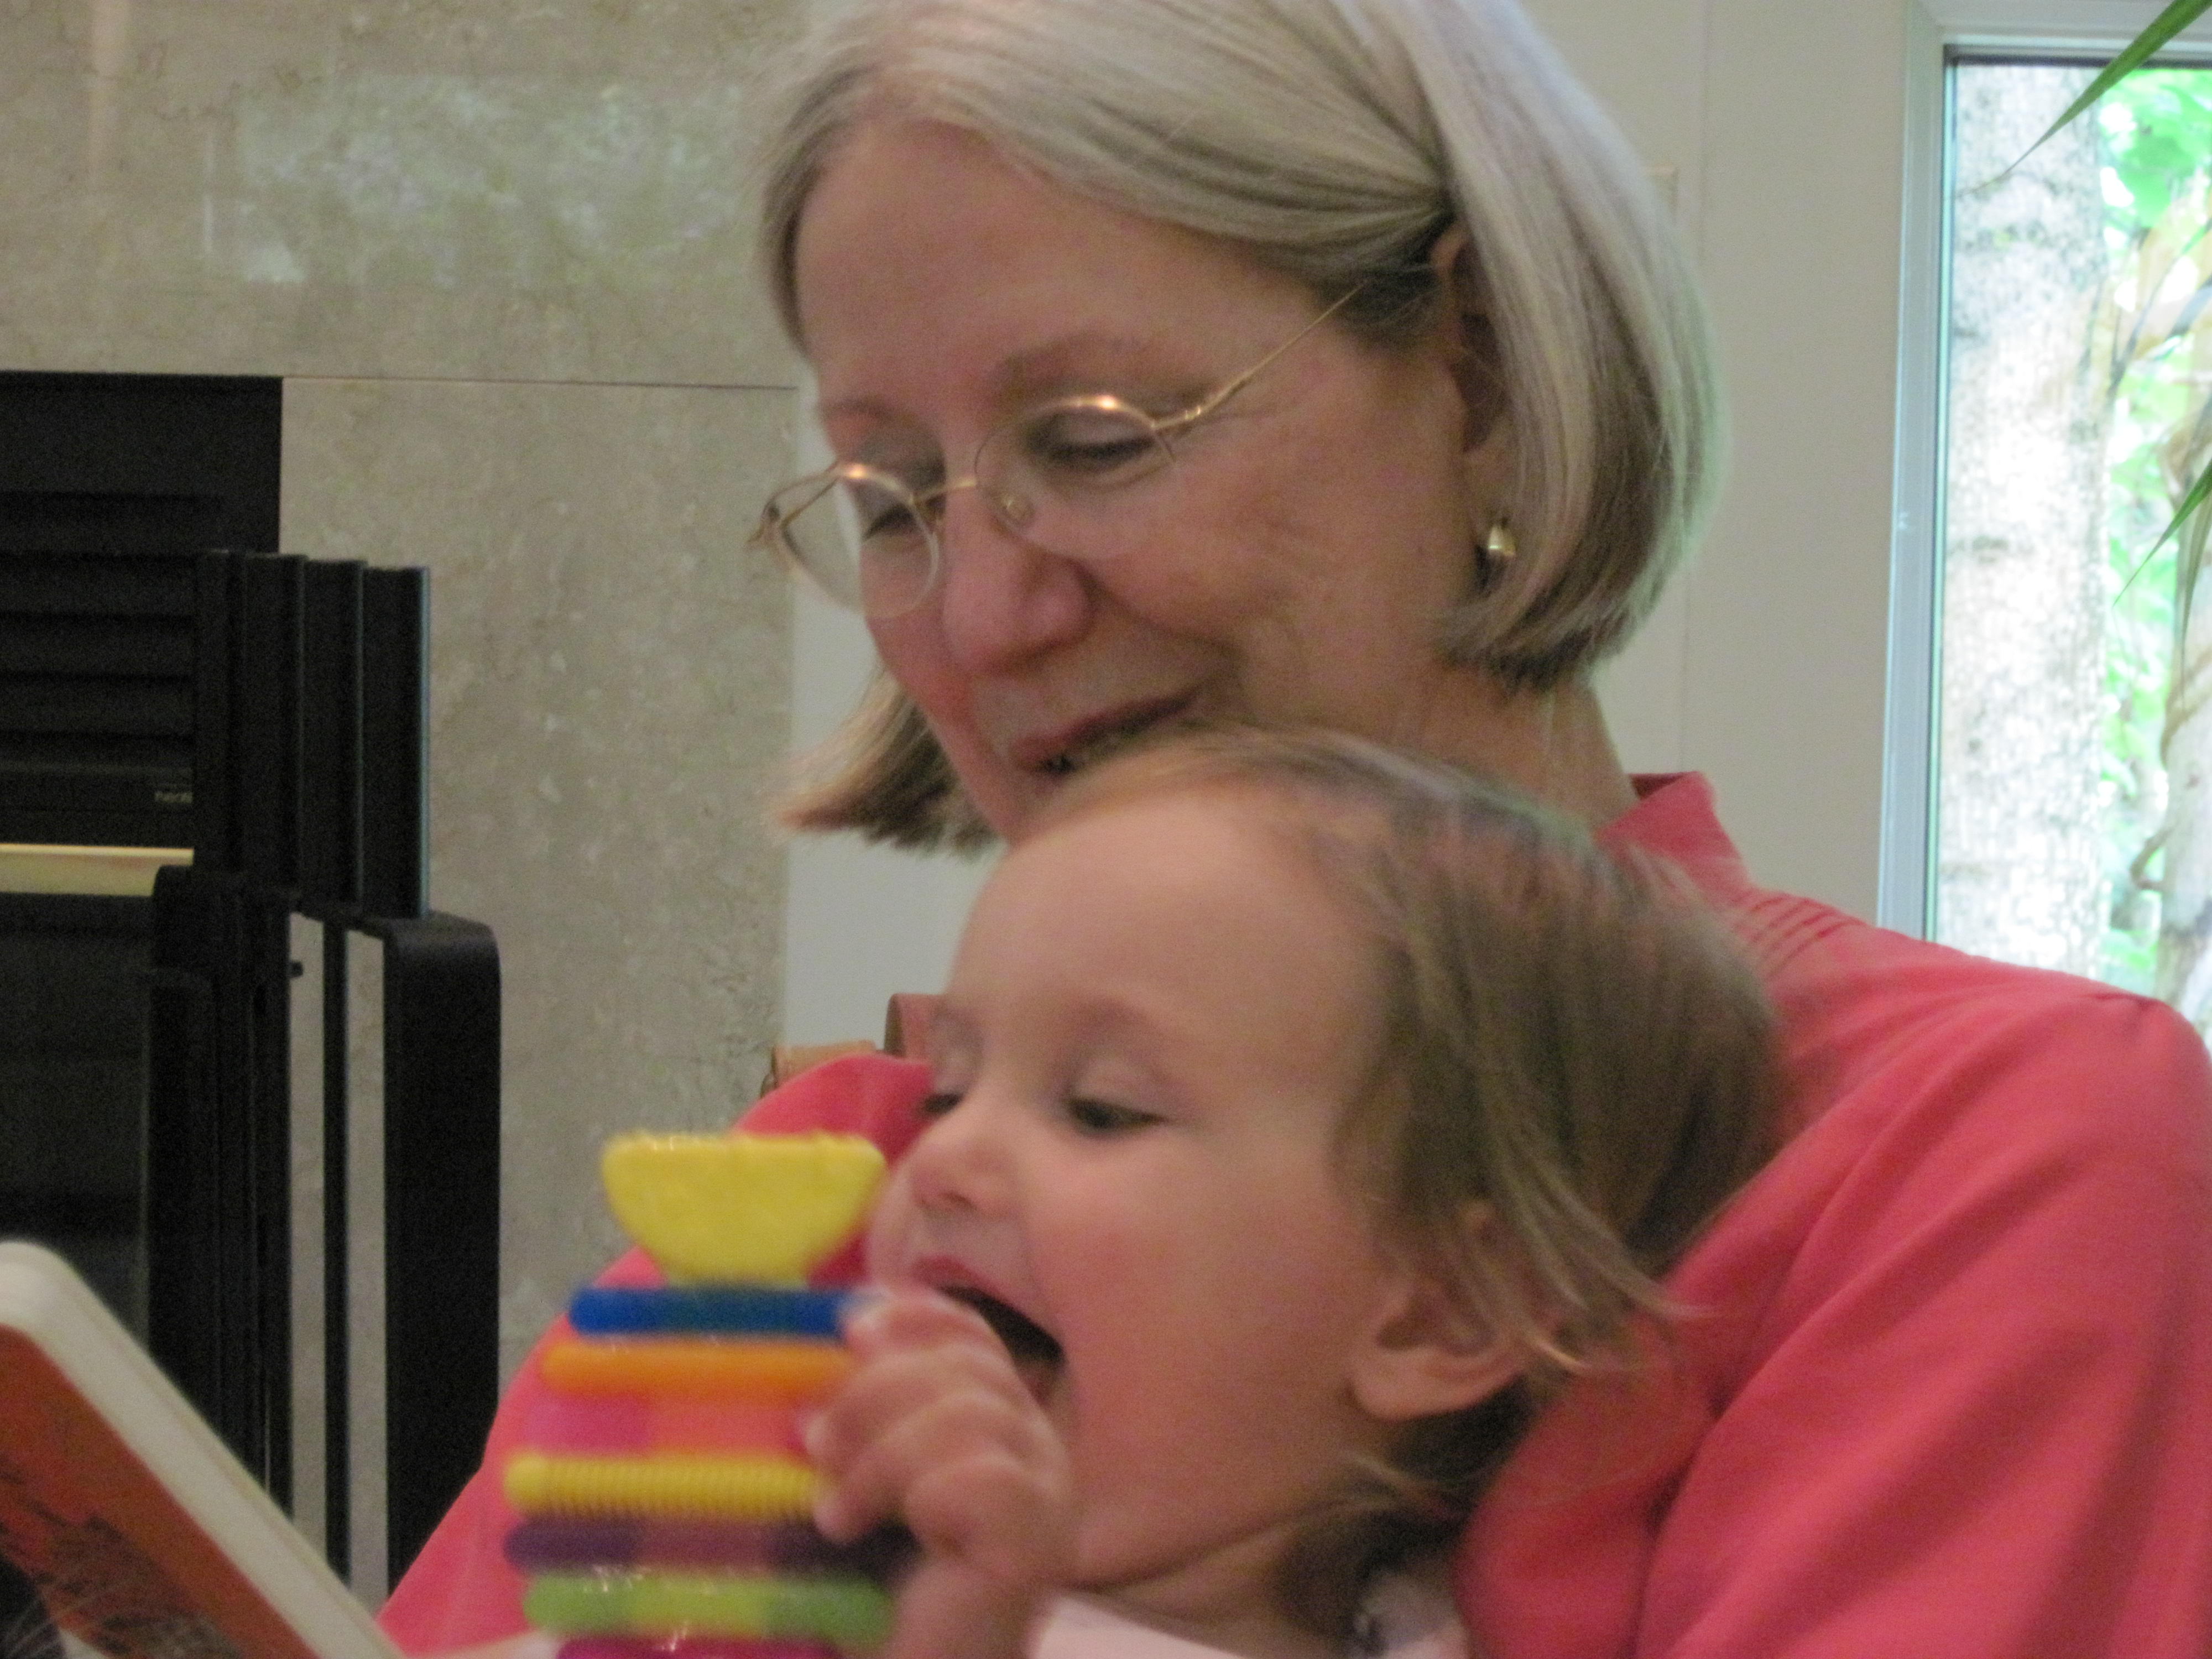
left=901, top=1101, right=1014, bottom=1215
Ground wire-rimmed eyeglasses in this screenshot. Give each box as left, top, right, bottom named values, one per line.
left=753, top=283, right=1367, bottom=618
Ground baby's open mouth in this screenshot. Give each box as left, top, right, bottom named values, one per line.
left=943, top=1286, right=1064, bottom=1399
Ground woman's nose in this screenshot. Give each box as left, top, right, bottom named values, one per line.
left=933, top=487, right=1093, bottom=675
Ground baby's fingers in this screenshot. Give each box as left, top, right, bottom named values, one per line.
left=881, top=1556, right=1040, bottom=1659
left=805, top=1288, right=1072, bottom=1659
left=812, top=1363, right=1048, bottom=1545
left=814, top=1292, right=1035, bottom=1540
left=841, top=1285, right=1005, bottom=1361
left=901, top=1436, right=1073, bottom=1587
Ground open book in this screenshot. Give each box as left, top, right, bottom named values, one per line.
left=0, top=1240, right=400, bottom=1659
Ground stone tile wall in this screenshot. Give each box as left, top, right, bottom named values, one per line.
left=0, top=0, right=804, bottom=1389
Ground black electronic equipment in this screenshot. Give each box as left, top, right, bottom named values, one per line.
left=0, top=371, right=499, bottom=1582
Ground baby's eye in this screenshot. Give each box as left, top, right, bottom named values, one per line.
left=919, top=1089, right=964, bottom=1119
left=1063, top=1097, right=1158, bottom=1137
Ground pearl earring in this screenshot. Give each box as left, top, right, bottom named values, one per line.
left=1483, top=518, right=1517, bottom=565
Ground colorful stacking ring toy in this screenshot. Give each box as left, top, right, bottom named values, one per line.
left=504, top=1133, right=894, bottom=1659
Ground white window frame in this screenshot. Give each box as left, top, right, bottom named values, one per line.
left=1881, top=0, right=2212, bottom=935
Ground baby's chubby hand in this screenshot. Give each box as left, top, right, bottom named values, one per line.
left=806, top=1287, right=1074, bottom=1659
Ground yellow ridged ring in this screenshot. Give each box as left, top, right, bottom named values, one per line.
left=503, top=1452, right=819, bottom=1522
left=541, top=1338, right=853, bottom=1402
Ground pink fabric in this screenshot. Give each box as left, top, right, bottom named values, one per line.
left=1458, top=774, right=2212, bottom=1658
left=382, top=775, right=2212, bottom=1658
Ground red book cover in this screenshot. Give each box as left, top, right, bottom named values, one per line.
left=0, top=1242, right=397, bottom=1659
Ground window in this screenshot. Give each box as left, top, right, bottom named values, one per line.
left=1908, top=40, right=2212, bottom=1031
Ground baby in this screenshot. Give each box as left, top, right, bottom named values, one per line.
left=805, top=728, right=1780, bottom=1659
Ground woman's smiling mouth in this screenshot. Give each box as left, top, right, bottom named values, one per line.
left=1016, top=696, right=1194, bottom=778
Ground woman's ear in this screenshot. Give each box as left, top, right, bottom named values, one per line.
left=1427, top=225, right=1511, bottom=457
left=1349, top=1270, right=1526, bottom=1423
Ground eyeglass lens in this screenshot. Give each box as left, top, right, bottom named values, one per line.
left=770, top=400, right=1176, bottom=618
left=772, top=469, right=933, bottom=615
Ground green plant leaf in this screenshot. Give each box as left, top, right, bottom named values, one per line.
left=2170, top=458, right=2212, bottom=629
left=2124, top=450, right=2212, bottom=607
left=2016, top=0, right=2212, bottom=165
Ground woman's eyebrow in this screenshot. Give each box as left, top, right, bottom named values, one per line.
left=990, top=333, right=1194, bottom=400
left=812, top=337, right=1201, bottom=431
left=812, top=392, right=911, bottom=427
left=808, top=408, right=947, bottom=472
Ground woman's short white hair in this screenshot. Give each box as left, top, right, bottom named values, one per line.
left=758, top=0, right=1721, bottom=844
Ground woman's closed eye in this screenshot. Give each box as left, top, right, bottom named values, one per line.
left=1016, top=406, right=1166, bottom=487
left=919, top=1089, right=964, bottom=1119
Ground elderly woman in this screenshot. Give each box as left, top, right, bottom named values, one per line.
left=382, top=0, right=2212, bottom=1655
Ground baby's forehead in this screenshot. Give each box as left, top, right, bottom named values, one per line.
left=963, top=787, right=1383, bottom=1016
left=1034, top=773, right=1389, bottom=905
left=966, top=784, right=1340, bottom=953
left=1025, top=765, right=1324, bottom=848
left=1009, top=776, right=1334, bottom=894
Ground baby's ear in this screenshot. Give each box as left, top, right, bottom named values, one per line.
left=1350, top=1264, right=1525, bottom=1422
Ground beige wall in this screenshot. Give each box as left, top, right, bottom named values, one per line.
left=1531, top=0, right=1914, bottom=922
left=0, top=0, right=806, bottom=1391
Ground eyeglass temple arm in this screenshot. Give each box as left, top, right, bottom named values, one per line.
left=886, top=278, right=1372, bottom=502
left=1161, top=280, right=1370, bottom=435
